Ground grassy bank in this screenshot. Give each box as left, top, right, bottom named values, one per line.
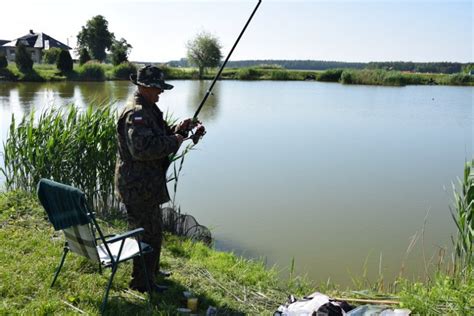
left=0, top=62, right=136, bottom=82
left=1, top=62, right=473, bottom=86
left=0, top=190, right=312, bottom=314
left=1, top=190, right=473, bottom=315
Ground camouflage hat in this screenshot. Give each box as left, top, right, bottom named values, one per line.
left=130, top=65, right=174, bottom=90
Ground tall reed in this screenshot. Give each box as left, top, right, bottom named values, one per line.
left=1, top=104, right=118, bottom=214
left=451, top=159, right=474, bottom=272
left=1, top=105, right=195, bottom=216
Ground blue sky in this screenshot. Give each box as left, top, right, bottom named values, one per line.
left=1, top=0, right=472, bottom=62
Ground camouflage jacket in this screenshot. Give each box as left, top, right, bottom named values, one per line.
left=115, top=93, right=179, bottom=205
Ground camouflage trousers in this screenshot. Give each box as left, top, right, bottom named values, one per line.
left=123, top=202, right=163, bottom=288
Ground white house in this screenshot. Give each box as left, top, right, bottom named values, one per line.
left=2, top=30, right=71, bottom=63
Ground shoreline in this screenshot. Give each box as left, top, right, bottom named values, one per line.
left=1, top=63, right=473, bottom=87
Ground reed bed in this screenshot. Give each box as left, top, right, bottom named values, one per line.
left=1, top=104, right=118, bottom=214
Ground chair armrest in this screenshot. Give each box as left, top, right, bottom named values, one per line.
left=96, top=234, right=115, bottom=241
left=105, top=228, right=144, bottom=244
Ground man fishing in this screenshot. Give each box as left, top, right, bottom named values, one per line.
left=115, top=65, right=205, bottom=293
left=115, top=0, right=261, bottom=295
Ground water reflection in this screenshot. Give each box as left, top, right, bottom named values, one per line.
left=111, top=81, right=134, bottom=102
left=77, top=82, right=115, bottom=105
left=17, top=82, right=44, bottom=111
left=0, top=82, right=10, bottom=98
left=187, top=80, right=220, bottom=122
left=55, top=82, right=75, bottom=99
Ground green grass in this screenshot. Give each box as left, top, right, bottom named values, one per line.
left=1, top=190, right=473, bottom=314
left=5, top=63, right=66, bottom=81
left=0, top=191, right=312, bottom=315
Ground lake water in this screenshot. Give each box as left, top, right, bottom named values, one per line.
left=0, top=80, right=472, bottom=285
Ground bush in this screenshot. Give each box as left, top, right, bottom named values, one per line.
left=270, top=70, right=290, bottom=80
left=0, top=55, right=7, bottom=69
left=79, top=48, right=91, bottom=66
left=56, top=50, right=73, bottom=73
left=445, top=74, right=472, bottom=85
left=340, top=69, right=407, bottom=86
left=42, top=48, right=62, bottom=64
left=15, top=44, right=33, bottom=72
left=235, top=67, right=260, bottom=80
left=110, top=62, right=137, bottom=80
left=76, top=61, right=105, bottom=81
left=383, top=72, right=407, bottom=86
left=340, top=70, right=354, bottom=84
left=318, top=69, right=344, bottom=82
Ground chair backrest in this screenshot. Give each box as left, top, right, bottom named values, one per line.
left=37, top=179, right=101, bottom=261
left=63, top=223, right=100, bottom=261
left=37, top=178, right=90, bottom=231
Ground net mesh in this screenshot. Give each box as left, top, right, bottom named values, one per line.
left=162, top=206, right=212, bottom=245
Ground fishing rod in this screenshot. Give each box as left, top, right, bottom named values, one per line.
left=193, top=0, right=262, bottom=120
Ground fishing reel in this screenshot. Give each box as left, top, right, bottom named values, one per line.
left=186, top=124, right=206, bottom=144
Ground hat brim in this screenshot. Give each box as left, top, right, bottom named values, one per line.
left=130, top=74, right=174, bottom=90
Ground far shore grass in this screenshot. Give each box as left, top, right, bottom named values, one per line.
left=1, top=62, right=473, bottom=86
left=1, top=190, right=473, bottom=314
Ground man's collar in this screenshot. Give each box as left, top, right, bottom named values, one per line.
left=135, top=92, right=163, bottom=116
left=134, top=92, right=155, bottom=107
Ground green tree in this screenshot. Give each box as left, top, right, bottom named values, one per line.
left=110, top=38, right=132, bottom=66
left=42, top=48, right=62, bottom=64
left=186, top=32, right=222, bottom=79
left=79, top=48, right=91, bottom=65
left=57, top=50, right=73, bottom=73
left=15, top=44, right=33, bottom=72
left=77, top=15, right=115, bottom=62
left=0, top=54, right=7, bottom=69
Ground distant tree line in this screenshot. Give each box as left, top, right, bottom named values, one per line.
left=167, top=58, right=472, bottom=74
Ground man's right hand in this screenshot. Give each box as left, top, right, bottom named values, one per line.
left=176, top=118, right=200, bottom=137
left=175, top=134, right=184, bottom=147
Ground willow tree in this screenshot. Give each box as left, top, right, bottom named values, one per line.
left=186, top=32, right=222, bottom=79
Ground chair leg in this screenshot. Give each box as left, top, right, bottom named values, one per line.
left=101, top=264, right=118, bottom=314
left=51, top=247, right=69, bottom=288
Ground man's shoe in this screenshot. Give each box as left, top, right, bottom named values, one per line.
left=131, top=283, right=169, bottom=293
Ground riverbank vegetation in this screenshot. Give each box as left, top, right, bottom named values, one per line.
left=1, top=61, right=473, bottom=86
left=1, top=106, right=473, bottom=314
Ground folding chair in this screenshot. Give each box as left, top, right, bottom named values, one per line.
left=37, top=178, right=153, bottom=314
